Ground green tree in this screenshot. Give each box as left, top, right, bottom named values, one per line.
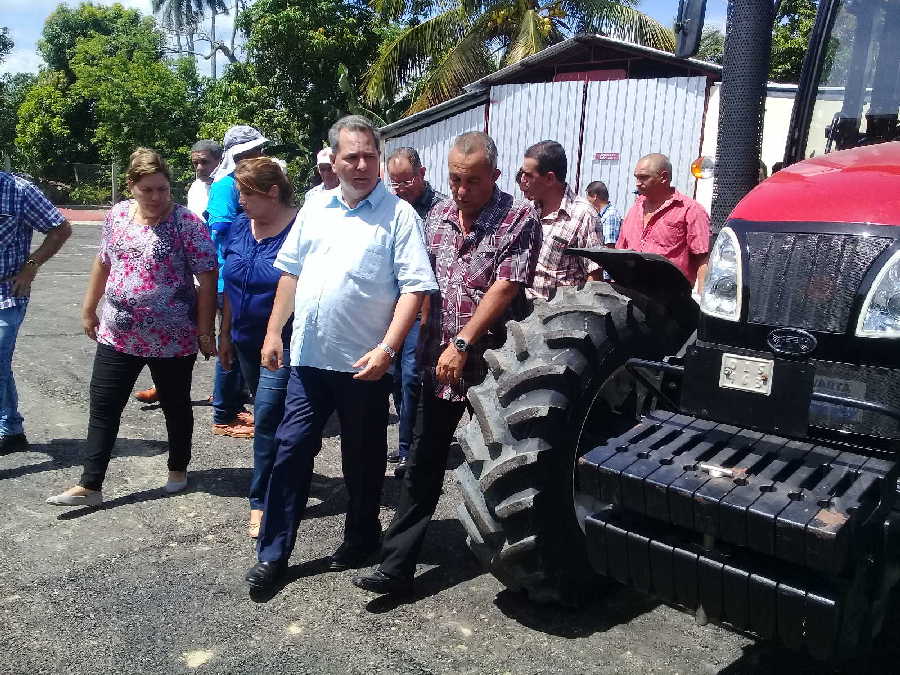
left=769, top=0, right=817, bottom=82
left=366, top=0, right=675, bottom=114
left=228, top=0, right=389, bottom=181
left=16, top=2, right=201, bottom=186
left=696, top=27, right=724, bottom=65
left=0, top=73, right=37, bottom=155
left=0, top=27, right=12, bottom=65
left=38, top=3, right=161, bottom=76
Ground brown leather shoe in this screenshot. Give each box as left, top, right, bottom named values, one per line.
left=134, top=387, right=159, bottom=403
left=212, top=422, right=255, bottom=438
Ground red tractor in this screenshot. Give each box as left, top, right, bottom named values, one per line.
left=455, top=0, right=900, bottom=659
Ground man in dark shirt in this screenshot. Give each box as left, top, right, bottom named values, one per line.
left=353, top=131, right=541, bottom=594
left=385, top=147, right=448, bottom=477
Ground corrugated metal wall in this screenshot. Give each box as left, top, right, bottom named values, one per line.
left=487, top=81, right=586, bottom=196
left=383, top=106, right=486, bottom=195
left=578, top=76, right=707, bottom=214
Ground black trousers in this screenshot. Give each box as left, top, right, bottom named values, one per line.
left=79, top=343, right=197, bottom=491
left=379, top=387, right=467, bottom=579
left=256, top=367, right=392, bottom=563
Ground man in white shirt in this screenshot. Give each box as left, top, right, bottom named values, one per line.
left=186, top=139, right=223, bottom=218
left=244, top=116, right=438, bottom=592
left=304, top=146, right=339, bottom=201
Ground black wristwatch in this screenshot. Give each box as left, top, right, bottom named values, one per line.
left=453, top=337, right=470, bottom=353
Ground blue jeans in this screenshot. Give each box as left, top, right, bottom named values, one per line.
left=233, top=341, right=290, bottom=510
left=393, top=321, right=421, bottom=460
left=0, top=304, right=26, bottom=436
left=257, top=366, right=392, bottom=563
left=212, top=293, right=247, bottom=424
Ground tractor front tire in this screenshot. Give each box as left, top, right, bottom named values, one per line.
left=455, top=281, right=694, bottom=604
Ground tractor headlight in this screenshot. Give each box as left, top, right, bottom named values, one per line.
left=856, top=250, right=900, bottom=338
left=700, top=226, right=742, bottom=321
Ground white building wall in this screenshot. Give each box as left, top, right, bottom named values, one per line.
left=383, top=105, right=486, bottom=196
left=487, top=81, right=587, bottom=196
left=578, top=76, right=708, bottom=215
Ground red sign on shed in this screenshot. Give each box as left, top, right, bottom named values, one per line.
left=595, top=152, right=620, bottom=161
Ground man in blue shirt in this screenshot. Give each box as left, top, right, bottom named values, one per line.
left=0, top=172, right=72, bottom=453
left=244, top=116, right=438, bottom=591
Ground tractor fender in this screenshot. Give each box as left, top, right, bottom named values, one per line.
left=567, top=247, right=699, bottom=329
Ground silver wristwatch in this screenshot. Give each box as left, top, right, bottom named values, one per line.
left=377, top=342, right=397, bottom=360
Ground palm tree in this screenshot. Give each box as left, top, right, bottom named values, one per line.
left=151, top=0, right=229, bottom=79
left=365, top=0, right=675, bottom=115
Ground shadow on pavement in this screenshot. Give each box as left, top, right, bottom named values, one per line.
left=0, top=438, right=168, bottom=482
left=363, top=519, right=483, bottom=613
left=53, top=468, right=345, bottom=521
left=493, top=583, right=660, bottom=639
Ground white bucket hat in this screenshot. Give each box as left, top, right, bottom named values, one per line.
left=211, top=125, right=270, bottom=182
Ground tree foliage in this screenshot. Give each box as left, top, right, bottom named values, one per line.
left=16, top=2, right=200, bottom=184
left=769, top=0, right=817, bottom=82
left=0, top=27, right=12, bottom=66
left=365, top=0, right=676, bottom=114
left=223, top=0, right=389, bottom=181
left=696, top=27, right=724, bottom=65
left=0, top=73, right=36, bottom=155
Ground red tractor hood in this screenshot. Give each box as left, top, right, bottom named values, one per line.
left=730, top=141, right=900, bottom=226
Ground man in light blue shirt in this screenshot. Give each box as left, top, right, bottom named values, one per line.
left=245, top=115, right=438, bottom=591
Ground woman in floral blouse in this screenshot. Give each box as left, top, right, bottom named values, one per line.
left=47, top=148, right=218, bottom=507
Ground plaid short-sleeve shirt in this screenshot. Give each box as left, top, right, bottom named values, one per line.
left=420, top=188, right=541, bottom=401
left=0, top=172, right=66, bottom=309
left=528, top=186, right=603, bottom=301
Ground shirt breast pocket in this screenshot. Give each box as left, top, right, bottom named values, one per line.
left=352, top=243, right=390, bottom=282
left=652, top=217, right=687, bottom=248
left=464, top=246, right=498, bottom=290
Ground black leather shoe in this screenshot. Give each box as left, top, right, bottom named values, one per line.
left=352, top=568, right=413, bottom=595
left=387, top=450, right=401, bottom=463
left=394, top=458, right=408, bottom=479
left=327, top=543, right=379, bottom=572
left=0, top=433, right=28, bottom=455
left=245, top=560, right=286, bottom=590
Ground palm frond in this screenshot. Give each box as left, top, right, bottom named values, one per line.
left=564, top=0, right=676, bottom=51
left=502, top=8, right=552, bottom=66
left=362, top=8, right=471, bottom=105
left=406, top=34, right=496, bottom=114
left=370, top=0, right=412, bottom=21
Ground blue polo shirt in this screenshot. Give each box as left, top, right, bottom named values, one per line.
left=274, top=180, right=438, bottom=372
left=222, top=214, right=293, bottom=349
left=206, top=174, right=240, bottom=293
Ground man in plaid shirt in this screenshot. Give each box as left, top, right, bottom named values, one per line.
left=519, top=140, right=603, bottom=301
left=354, top=131, right=541, bottom=594
left=586, top=180, right=622, bottom=246
left=0, top=172, right=72, bottom=454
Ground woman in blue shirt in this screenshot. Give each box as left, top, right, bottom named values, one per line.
left=219, top=157, right=296, bottom=538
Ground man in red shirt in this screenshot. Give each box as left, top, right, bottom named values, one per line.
left=616, top=153, right=710, bottom=287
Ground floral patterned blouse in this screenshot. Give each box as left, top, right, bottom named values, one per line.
left=96, top=200, right=217, bottom=358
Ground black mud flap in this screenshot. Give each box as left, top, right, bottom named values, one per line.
left=567, top=248, right=695, bottom=298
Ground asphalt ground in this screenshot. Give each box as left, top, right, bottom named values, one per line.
left=0, top=223, right=893, bottom=674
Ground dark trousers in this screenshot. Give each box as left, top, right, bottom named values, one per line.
left=379, top=388, right=467, bottom=579
left=80, top=343, right=197, bottom=491
left=256, top=366, right=392, bottom=563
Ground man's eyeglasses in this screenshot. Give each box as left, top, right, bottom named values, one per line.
left=389, top=178, right=417, bottom=189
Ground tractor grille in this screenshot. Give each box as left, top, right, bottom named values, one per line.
left=745, top=232, right=891, bottom=332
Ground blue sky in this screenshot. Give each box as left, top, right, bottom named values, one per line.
left=1, top=0, right=728, bottom=76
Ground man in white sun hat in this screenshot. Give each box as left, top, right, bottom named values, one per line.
left=207, top=125, right=270, bottom=438
left=304, top=146, right=339, bottom=201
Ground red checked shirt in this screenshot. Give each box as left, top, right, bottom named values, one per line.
left=528, top=186, right=603, bottom=301
left=420, top=188, right=541, bottom=402
left=616, top=190, right=711, bottom=284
